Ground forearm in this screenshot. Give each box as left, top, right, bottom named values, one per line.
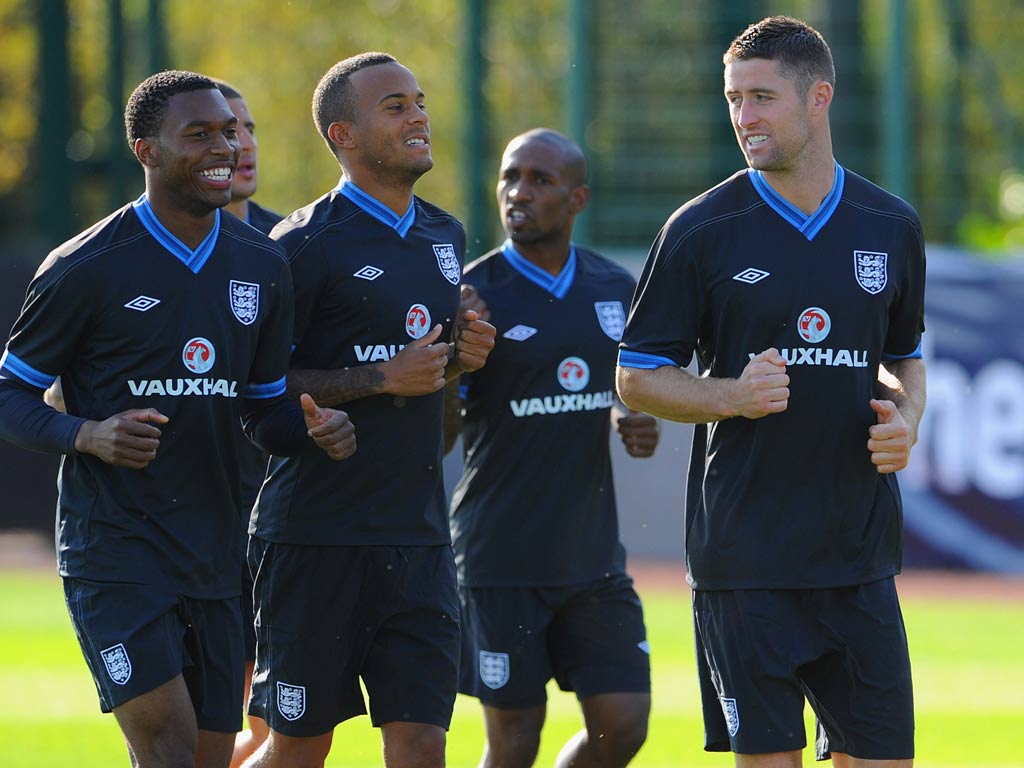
left=286, top=365, right=386, bottom=407
left=241, top=396, right=313, bottom=456
left=877, top=358, right=927, bottom=442
left=0, top=379, right=85, bottom=454
left=616, top=365, right=741, bottom=424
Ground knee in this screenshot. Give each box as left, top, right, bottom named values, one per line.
left=131, top=731, right=197, bottom=768
left=260, top=731, right=333, bottom=768
left=587, top=709, right=648, bottom=765
left=383, top=724, right=446, bottom=768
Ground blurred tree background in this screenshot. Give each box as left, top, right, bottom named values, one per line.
left=1, top=0, right=1023, bottom=258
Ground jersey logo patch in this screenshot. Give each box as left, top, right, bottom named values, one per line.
left=406, top=303, right=432, bottom=339
left=503, top=324, right=537, bottom=342
left=594, top=301, right=626, bottom=341
left=854, top=251, right=888, bottom=294
left=433, top=243, right=461, bottom=285
left=733, top=268, right=770, bottom=284
left=229, top=280, right=260, bottom=325
left=557, top=356, right=590, bottom=392
left=719, top=696, right=740, bottom=737
left=797, top=307, right=831, bottom=343
left=354, top=265, right=384, bottom=281
left=100, top=643, right=132, bottom=685
left=479, top=651, right=510, bottom=689
left=182, top=337, right=216, bottom=374
left=124, top=295, right=161, bottom=312
left=276, top=682, right=306, bottom=721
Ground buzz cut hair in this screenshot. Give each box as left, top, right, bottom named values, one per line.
left=212, top=78, right=244, bottom=101
left=124, top=70, right=218, bottom=147
left=724, top=16, right=836, bottom=97
left=311, top=52, right=398, bottom=151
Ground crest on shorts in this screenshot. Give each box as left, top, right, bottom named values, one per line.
left=719, top=696, right=740, bottom=737
left=433, top=243, right=461, bottom=285
left=479, top=651, right=510, bottom=690
left=277, top=682, right=306, bottom=721
left=853, top=250, right=888, bottom=295
left=229, top=280, right=260, bottom=325
left=100, top=643, right=132, bottom=685
left=594, top=301, right=627, bottom=341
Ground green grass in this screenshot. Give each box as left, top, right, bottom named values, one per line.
left=1, top=570, right=1023, bottom=766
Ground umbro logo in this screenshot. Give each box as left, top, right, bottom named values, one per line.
left=733, top=268, right=770, bottom=284
left=503, top=324, right=537, bottom=342
left=124, top=296, right=161, bottom=312
left=353, top=265, right=384, bottom=281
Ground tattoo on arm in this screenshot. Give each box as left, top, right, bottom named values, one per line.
left=286, top=366, right=386, bottom=408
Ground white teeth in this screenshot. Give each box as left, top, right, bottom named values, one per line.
left=201, top=167, right=231, bottom=181
left=406, top=138, right=426, bottom=146
left=748, top=135, right=768, bottom=145
left=509, top=211, right=525, bottom=221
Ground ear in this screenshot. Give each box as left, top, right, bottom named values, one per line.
left=327, top=121, right=356, bottom=151
left=809, top=80, right=833, bottom=115
left=569, top=184, right=591, bottom=215
left=134, top=137, right=159, bottom=168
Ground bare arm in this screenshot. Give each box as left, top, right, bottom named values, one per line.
left=616, top=348, right=790, bottom=424
left=868, top=357, right=927, bottom=473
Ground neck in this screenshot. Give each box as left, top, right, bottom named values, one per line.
left=144, top=186, right=217, bottom=249
left=224, top=198, right=249, bottom=221
left=510, top=237, right=572, bottom=277
left=344, top=168, right=416, bottom=217
left=759, top=144, right=836, bottom=216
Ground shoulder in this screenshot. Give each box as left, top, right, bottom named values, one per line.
left=219, top=211, right=289, bottom=266
left=839, top=168, right=923, bottom=234
left=575, top=246, right=635, bottom=283
left=270, top=191, right=352, bottom=259
left=34, top=204, right=140, bottom=287
left=654, top=170, right=761, bottom=259
left=247, top=201, right=285, bottom=235
left=414, top=197, right=466, bottom=238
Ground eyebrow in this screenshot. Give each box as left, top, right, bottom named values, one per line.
left=377, top=90, right=425, bottom=104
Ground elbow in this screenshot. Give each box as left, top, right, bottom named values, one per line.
left=616, top=366, right=642, bottom=411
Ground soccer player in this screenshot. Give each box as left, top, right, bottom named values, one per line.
left=446, top=128, right=659, bottom=768
left=0, top=70, right=355, bottom=768
left=242, top=53, right=496, bottom=768
left=617, top=16, right=926, bottom=767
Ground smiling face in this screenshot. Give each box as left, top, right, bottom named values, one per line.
left=226, top=95, right=258, bottom=202
left=724, top=57, right=818, bottom=174
left=496, top=134, right=587, bottom=247
left=142, top=88, right=240, bottom=216
left=345, top=61, right=432, bottom=185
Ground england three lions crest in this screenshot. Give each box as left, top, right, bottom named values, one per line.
left=854, top=251, right=888, bottom=295
left=433, top=243, right=461, bottom=285
left=276, top=681, right=306, bottom=721
left=594, top=301, right=627, bottom=341
left=479, top=650, right=510, bottom=690
left=230, top=280, right=260, bottom=325
left=100, top=643, right=132, bottom=685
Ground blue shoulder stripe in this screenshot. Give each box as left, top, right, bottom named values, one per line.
left=0, top=349, right=56, bottom=389
left=617, top=350, right=679, bottom=370
left=337, top=179, right=416, bottom=237
left=245, top=376, right=287, bottom=399
left=132, top=195, right=221, bottom=273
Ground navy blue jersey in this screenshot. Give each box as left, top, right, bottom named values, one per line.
left=619, top=164, right=926, bottom=590
left=451, top=243, right=635, bottom=586
left=251, top=180, right=464, bottom=545
left=0, top=196, right=293, bottom=598
left=230, top=201, right=284, bottom=511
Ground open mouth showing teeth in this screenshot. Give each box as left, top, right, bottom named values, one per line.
left=200, top=167, right=232, bottom=181
left=747, top=135, right=768, bottom=145
left=406, top=138, right=427, bottom=146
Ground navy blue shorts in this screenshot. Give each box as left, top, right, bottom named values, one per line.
left=240, top=558, right=257, bottom=662
left=693, top=577, right=914, bottom=759
left=63, top=578, right=243, bottom=732
left=247, top=539, right=460, bottom=737
left=459, top=573, right=651, bottom=709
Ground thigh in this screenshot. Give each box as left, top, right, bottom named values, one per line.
left=361, top=546, right=462, bottom=728
left=549, top=574, right=651, bottom=699
left=458, top=584, right=556, bottom=709
left=693, top=588, right=818, bottom=755
left=247, top=539, right=367, bottom=737
left=803, top=578, right=914, bottom=761
left=181, top=595, right=244, bottom=733
left=64, top=578, right=187, bottom=714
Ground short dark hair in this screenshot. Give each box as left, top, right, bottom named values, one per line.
left=212, top=78, right=244, bottom=101
left=724, top=16, right=835, bottom=97
left=311, top=52, right=397, bottom=147
left=510, top=128, right=589, bottom=187
left=124, top=70, right=218, bottom=146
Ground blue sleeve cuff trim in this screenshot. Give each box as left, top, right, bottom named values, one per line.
left=245, top=376, right=287, bottom=399
left=0, top=349, right=56, bottom=390
left=617, top=350, right=679, bottom=369
left=882, top=340, right=923, bottom=361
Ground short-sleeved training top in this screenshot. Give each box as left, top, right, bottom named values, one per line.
left=0, top=196, right=293, bottom=598
left=619, top=164, right=926, bottom=590
left=451, top=242, right=636, bottom=587
left=251, top=180, right=464, bottom=546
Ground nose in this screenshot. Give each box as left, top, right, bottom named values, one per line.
left=409, top=103, right=428, bottom=125
left=506, top=182, right=530, bottom=202
left=736, top=98, right=759, bottom=128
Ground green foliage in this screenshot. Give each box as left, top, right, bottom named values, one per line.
left=1, top=570, right=1023, bottom=766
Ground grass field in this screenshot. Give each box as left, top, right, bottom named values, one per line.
left=1, top=568, right=1023, bottom=767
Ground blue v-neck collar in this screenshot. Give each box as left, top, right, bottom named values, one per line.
left=501, top=240, right=577, bottom=299
left=747, top=161, right=845, bottom=241
left=132, top=194, right=220, bottom=274
left=337, top=179, right=416, bottom=238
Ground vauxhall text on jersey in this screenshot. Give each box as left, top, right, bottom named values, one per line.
left=619, top=164, right=926, bottom=590
left=451, top=243, right=636, bottom=586
left=0, top=197, right=292, bottom=597
left=251, top=180, right=464, bottom=545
